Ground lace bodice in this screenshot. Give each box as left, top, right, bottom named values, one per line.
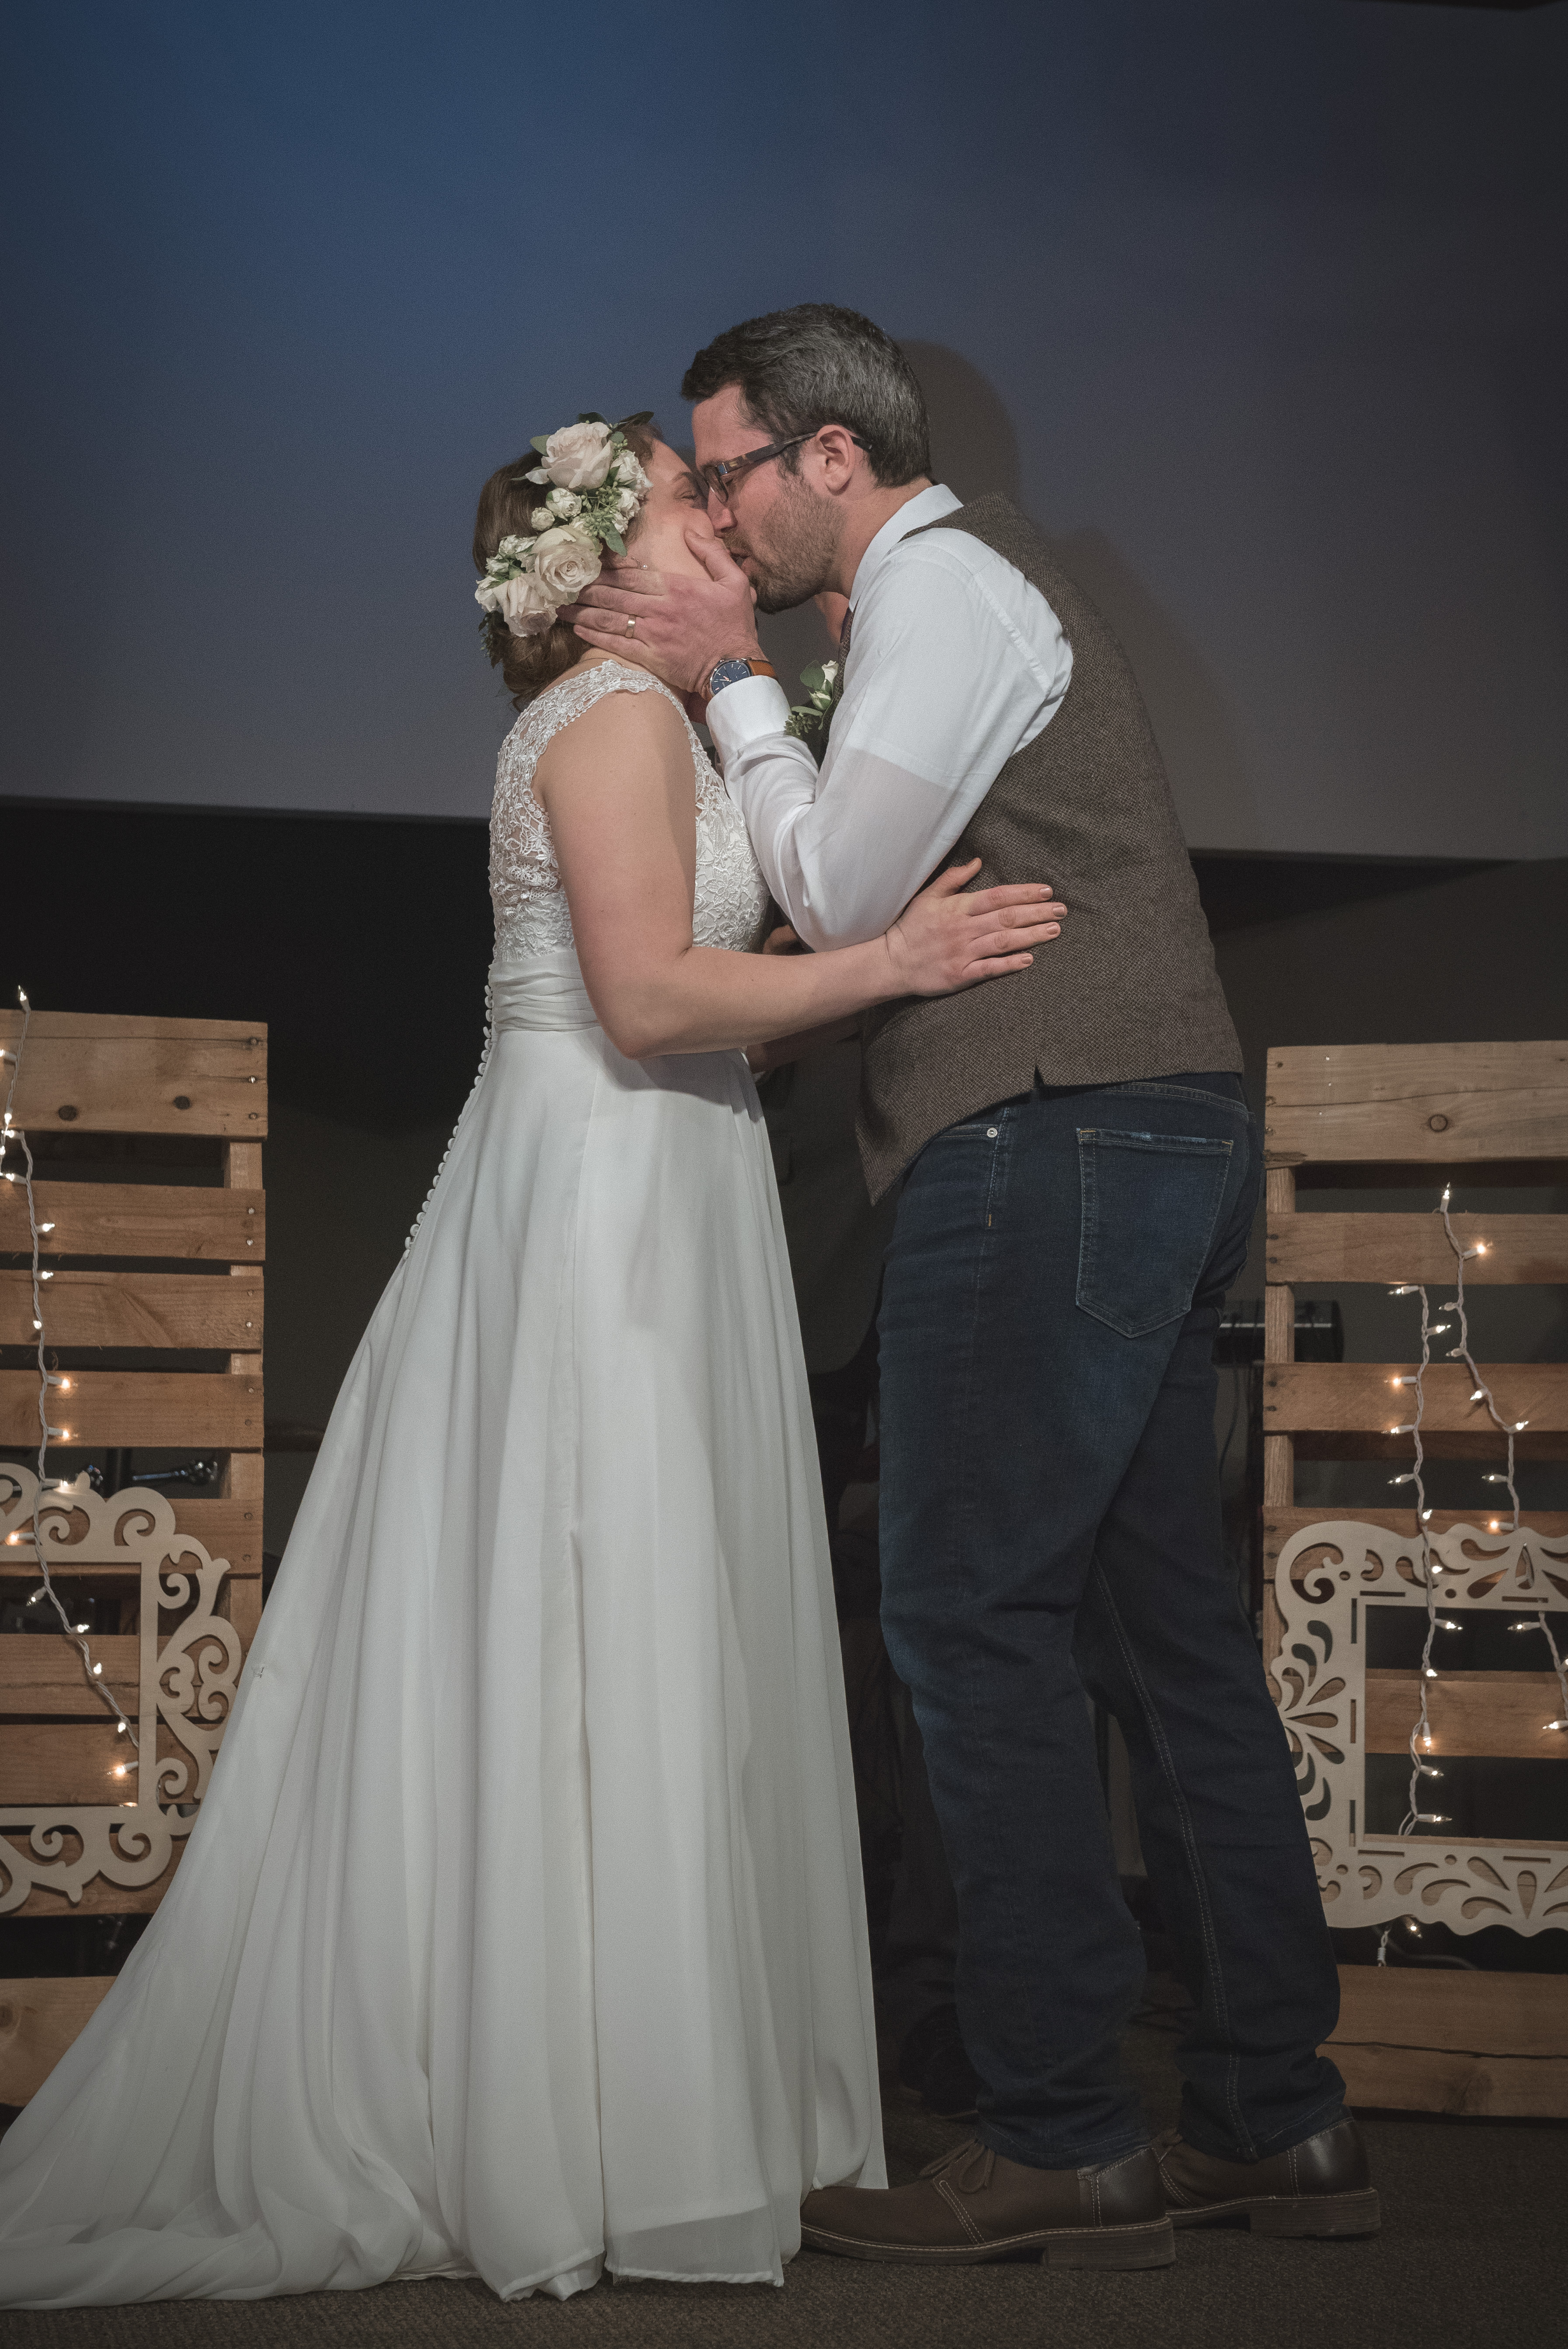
left=490, top=664, right=771, bottom=965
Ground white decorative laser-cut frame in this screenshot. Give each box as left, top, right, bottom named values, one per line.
left=1, top=1467, right=241, bottom=1913
left=1275, top=1519, right=1568, bottom=1936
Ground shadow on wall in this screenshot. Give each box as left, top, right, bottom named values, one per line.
left=899, top=342, right=1261, bottom=852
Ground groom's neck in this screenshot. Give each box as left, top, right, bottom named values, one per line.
left=829, top=475, right=936, bottom=598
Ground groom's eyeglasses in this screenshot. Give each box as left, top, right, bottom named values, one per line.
left=698, top=428, right=868, bottom=507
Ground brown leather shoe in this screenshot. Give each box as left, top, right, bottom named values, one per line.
left=800, top=2137, right=1175, bottom=2270
left=1153, top=2115, right=1380, bottom=2237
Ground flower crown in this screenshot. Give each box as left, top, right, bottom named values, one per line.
left=476, top=412, right=653, bottom=645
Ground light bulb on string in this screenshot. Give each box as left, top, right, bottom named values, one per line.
left=2, top=996, right=142, bottom=1758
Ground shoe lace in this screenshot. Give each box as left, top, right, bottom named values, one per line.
left=919, top=2138, right=994, bottom=2194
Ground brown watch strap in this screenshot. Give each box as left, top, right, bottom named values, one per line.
left=702, top=656, right=777, bottom=704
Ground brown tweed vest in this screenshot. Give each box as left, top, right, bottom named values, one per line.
left=857, top=494, right=1240, bottom=1200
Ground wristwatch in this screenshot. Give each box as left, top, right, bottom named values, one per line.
left=704, top=655, right=777, bottom=704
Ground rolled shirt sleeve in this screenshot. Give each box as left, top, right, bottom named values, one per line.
left=707, top=530, right=1072, bottom=950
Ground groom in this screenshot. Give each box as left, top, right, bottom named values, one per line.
left=570, top=304, right=1376, bottom=2265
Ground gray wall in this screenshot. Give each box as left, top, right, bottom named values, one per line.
left=5, top=3, right=1565, bottom=859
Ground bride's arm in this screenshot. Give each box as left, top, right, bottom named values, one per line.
left=538, top=685, right=1063, bottom=1061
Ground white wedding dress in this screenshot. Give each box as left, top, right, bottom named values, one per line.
left=0, top=664, right=885, bottom=2306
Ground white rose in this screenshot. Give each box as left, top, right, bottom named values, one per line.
left=530, top=507, right=553, bottom=530
left=495, top=534, right=533, bottom=561
left=820, top=660, right=840, bottom=687
left=546, top=486, right=582, bottom=518
left=614, top=450, right=649, bottom=493
left=477, top=570, right=556, bottom=636
left=530, top=524, right=603, bottom=605
left=614, top=486, right=639, bottom=524
left=536, top=420, right=613, bottom=490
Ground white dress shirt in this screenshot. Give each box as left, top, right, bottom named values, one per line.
left=706, top=483, right=1073, bottom=949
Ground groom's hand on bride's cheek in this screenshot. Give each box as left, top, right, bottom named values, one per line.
left=568, top=534, right=763, bottom=694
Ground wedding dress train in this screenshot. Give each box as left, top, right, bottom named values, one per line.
left=0, top=664, right=885, bottom=2304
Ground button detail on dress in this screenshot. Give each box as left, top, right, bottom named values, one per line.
left=986, top=1127, right=998, bottom=1139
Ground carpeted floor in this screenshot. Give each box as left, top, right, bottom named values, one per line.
left=3, top=1986, right=1560, bottom=2349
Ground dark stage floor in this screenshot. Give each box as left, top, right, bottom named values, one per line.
left=3, top=1981, right=1559, bottom=2349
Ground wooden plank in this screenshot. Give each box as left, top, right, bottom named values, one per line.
left=0, top=1013, right=266, bottom=1138
left=1, top=1838, right=182, bottom=1918
left=220, top=1572, right=263, bottom=1646
left=0, top=1496, right=264, bottom=1580
left=167, top=1495, right=262, bottom=1574
left=1264, top=1363, right=1568, bottom=1458
left=0, top=1013, right=261, bottom=1046
left=1265, top=1041, right=1568, bottom=1168
left=223, top=1142, right=265, bottom=1380
left=223, top=1142, right=264, bottom=1188
left=1262, top=1433, right=1293, bottom=1505
left=0, top=1635, right=139, bottom=1714
left=1364, top=1668, right=1568, bottom=1760
left=0, top=1369, right=262, bottom=1448
left=1266, top=1213, right=1568, bottom=1288
left=1331, top=1962, right=1568, bottom=2059
left=1330, top=2042, right=1568, bottom=2119
left=0, top=1269, right=263, bottom=1348
left=1264, top=1284, right=1294, bottom=1365
left=0, top=1181, right=265, bottom=1262
left=0, top=1975, right=115, bottom=2105
left=0, top=1723, right=141, bottom=1803
left=1265, top=1168, right=1297, bottom=1217
left=0, top=1370, right=262, bottom=1450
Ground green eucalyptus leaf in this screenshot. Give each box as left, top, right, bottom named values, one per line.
left=602, top=527, right=625, bottom=555
left=530, top=435, right=551, bottom=454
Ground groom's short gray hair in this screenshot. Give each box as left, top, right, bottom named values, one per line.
left=682, top=304, right=932, bottom=488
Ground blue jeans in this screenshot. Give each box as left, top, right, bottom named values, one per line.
left=878, top=1074, right=1345, bottom=2169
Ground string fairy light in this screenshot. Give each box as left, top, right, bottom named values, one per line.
left=1387, top=1186, right=1568, bottom=1838
left=1, top=989, right=139, bottom=1771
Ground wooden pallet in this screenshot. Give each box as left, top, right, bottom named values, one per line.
left=0, top=1009, right=265, bottom=2102
left=1265, top=1040, right=1568, bottom=2114
left=1328, top=1965, right=1568, bottom=2119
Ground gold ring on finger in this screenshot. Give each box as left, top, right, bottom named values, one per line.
left=626, top=615, right=636, bottom=638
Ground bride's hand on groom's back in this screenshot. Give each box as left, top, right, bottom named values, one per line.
left=564, top=536, right=763, bottom=695
left=885, top=860, right=1066, bottom=998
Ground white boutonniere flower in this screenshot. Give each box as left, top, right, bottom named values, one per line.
left=784, top=659, right=843, bottom=763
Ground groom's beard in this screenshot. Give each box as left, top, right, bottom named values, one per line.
left=727, top=477, right=839, bottom=614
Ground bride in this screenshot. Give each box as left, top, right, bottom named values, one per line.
left=0, top=415, right=1063, bottom=2306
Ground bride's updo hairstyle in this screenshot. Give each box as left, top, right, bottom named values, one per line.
left=474, top=418, right=659, bottom=709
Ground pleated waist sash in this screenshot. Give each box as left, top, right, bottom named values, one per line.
left=490, top=952, right=599, bottom=1033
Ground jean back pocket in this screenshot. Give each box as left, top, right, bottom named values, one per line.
left=1076, top=1127, right=1234, bottom=1338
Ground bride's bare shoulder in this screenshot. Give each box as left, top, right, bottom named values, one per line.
left=534, top=667, right=691, bottom=791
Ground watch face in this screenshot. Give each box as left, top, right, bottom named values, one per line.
left=708, top=658, right=754, bottom=695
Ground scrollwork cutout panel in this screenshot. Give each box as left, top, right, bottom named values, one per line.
left=1274, top=1519, right=1568, bottom=1938
left=1, top=1468, right=242, bottom=1913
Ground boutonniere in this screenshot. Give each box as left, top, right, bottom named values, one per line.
left=784, top=659, right=842, bottom=766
